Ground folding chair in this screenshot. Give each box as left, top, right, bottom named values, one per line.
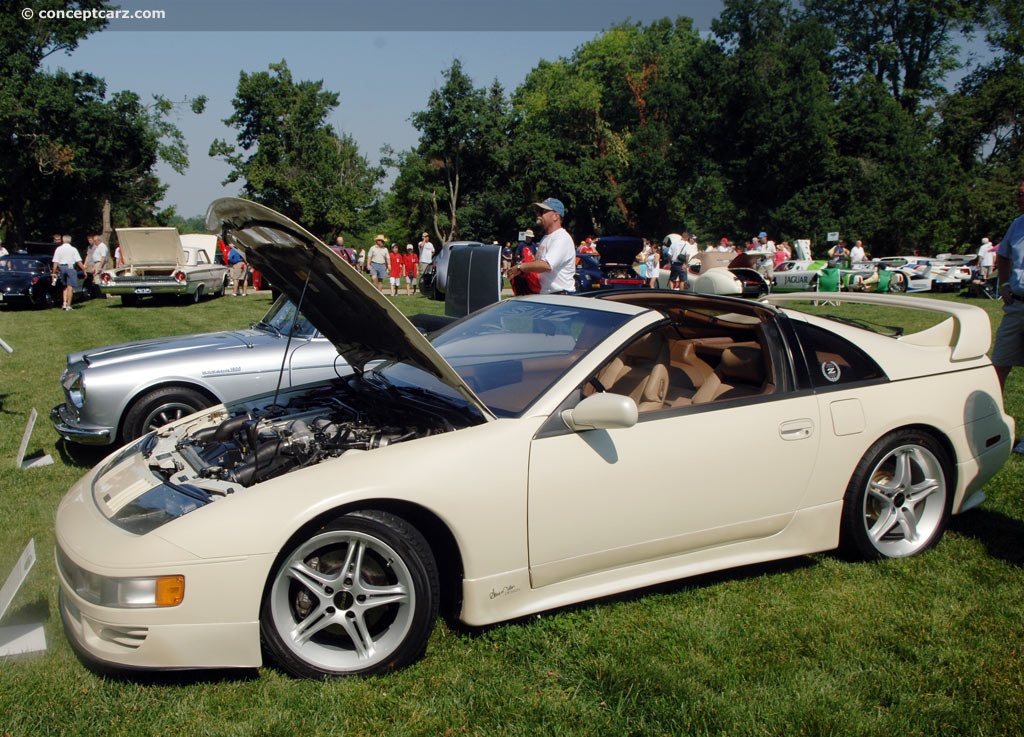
left=813, top=267, right=841, bottom=306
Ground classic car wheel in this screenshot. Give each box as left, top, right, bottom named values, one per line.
left=41, top=289, right=58, bottom=309
left=121, top=386, right=211, bottom=442
left=190, top=286, right=203, bottom=304
left=214, top=277, right=227, bottom=297
left=261, top=510, right=439, bottom=678
left=840, top=430, right=952, bottom=560
left=889, top=273, right=907, bottom=293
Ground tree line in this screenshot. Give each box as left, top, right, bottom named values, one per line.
left=2, top=0, right=1021, bottom=260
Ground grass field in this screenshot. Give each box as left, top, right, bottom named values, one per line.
left=1, top=289, right=1023, bottom=737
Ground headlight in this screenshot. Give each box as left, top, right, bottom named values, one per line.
left=67, top=373, right=84, bottom=408
left=57, top=548, right=184, bottom=608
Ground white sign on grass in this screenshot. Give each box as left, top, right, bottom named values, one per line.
left=0, top=539, right=47, bottom=657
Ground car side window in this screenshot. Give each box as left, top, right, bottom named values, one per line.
left=792, top=321, right=885, bottom=387
left=584, top=319, right=776, bottom=415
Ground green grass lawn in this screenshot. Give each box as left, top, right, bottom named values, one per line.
left=1, top=290, right=1023, bottom=737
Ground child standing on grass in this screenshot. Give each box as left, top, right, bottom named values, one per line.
left=388, top=244, right=405, bottom=297
left=403, top=244, right=418, bottom=296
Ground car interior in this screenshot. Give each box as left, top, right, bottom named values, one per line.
left=583, top=298, right=776, bottom=413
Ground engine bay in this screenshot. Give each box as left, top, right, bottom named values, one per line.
left=148, top=381, right=473, bottom=490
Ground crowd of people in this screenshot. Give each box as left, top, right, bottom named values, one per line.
left=47, top=232, right=114, bottom=311
left=327, top=231, right=436, bottom=296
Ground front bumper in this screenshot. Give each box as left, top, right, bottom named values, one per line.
left=51, top=403, right=115, bottom=445
left=55, top=466, right=273, bottom=671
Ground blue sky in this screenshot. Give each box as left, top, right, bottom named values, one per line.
left=43, top=1, right=723, bottom=217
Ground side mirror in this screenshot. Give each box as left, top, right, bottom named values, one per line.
left=561, top=392, right=638, bottom=432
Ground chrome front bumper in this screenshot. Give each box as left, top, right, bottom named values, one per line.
left=51, top=403, right=115, bottom=445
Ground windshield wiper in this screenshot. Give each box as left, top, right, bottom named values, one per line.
left=253, top=320, right=282, bottom=337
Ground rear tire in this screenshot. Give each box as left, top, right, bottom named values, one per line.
left=840, top=429, right=952, bottom=560
left=261, top=510, right=439, bottom=678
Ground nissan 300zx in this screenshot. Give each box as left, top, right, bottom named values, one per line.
left=55, top=198, right=1013, bottom=678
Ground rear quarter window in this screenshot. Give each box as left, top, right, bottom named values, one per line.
left=792, top=321, right=886, bottom=388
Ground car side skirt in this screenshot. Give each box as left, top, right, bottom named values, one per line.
left=459, top=501, right=841, bottom=627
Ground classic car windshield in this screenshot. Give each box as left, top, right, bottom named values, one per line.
left=1, top=256, right=47, bottom=273
left=257, top=297, right=317, bottom=339
left=381, top=300, right=632, bottom=417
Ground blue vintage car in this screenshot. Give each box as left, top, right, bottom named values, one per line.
left=0, top=252, right=91, bottom=308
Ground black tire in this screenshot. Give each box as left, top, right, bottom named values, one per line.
left=261, top=510, right=439, bottom=678
left=214, top=276, right=227, bottom=297
left=839, top=429, right=953, bottom=560
left=121, top=295, right=139, bottom=307
left=42, top=289, right=58, bottom=309
left=188, top=286, right=203, bottom=304
left=121, top=386, right=212, bottom=442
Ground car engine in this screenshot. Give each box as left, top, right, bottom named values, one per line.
left=166, top=385, right=467, bottom=488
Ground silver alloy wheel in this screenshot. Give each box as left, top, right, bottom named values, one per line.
left=267, top=528, right=417, bottom=673
left=141, top=401, right=199, bottom=434
left=859, top=443, right=947, bottom=558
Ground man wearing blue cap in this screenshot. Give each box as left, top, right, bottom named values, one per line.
left=507, top=197, right=576, bottom=294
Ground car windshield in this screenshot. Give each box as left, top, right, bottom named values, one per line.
left=379, top=299, right=633, bottom=417
left=256, top=297, right=317, bottom=339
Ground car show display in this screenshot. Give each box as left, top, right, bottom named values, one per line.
left=54, top=199, right=1013, bottom=679
left=99, top=227, right=230, bottom=305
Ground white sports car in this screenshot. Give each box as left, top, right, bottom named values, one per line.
left=55, top=199, right=1014, bottom=678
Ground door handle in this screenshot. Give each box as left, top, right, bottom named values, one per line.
left=779, top=419, right=814, bottom=441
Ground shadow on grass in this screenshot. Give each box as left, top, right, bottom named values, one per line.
left=53, top=438, right=111, bottom=469
left=950, top=508, right=1024, bottom=567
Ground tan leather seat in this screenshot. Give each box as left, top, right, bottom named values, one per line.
left=691, top=345, right=765, bottom=404
left=669, top=340, right=714, bottom=392
left=636, top=363, right=669, bottom=412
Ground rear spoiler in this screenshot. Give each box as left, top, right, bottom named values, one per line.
left=762, top=292, right=992, bottom=362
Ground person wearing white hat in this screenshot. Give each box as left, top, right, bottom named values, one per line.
left=367, top=235, right=389, bottom=292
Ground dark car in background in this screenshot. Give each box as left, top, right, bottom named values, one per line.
left=575, top=236, right=649, bottom=292
left=0, top=252, right=91, bottom=308
left=419, top=240, right=486, bottom=300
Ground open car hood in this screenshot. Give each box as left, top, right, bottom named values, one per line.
left=205, top=198, right=493, bottom=419
left=115, top=227, right=185, bottom=265
left=595, top=236, right=644, bottom=266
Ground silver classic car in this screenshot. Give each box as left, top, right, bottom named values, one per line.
left=99, top=228, right=230, bottom=305
left=51, top=297, right=347, bottom=445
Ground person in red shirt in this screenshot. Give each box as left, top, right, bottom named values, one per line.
left=388, top=244, right=405, bottom=296
left=403, top=244, right=418, bottom=295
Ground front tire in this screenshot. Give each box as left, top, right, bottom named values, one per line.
left=261, top=510, right=439, bottom=678
left=121, top=386, right=211, bottom=442
left=840, top=429, right=952, bottom=560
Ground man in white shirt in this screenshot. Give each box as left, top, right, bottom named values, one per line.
left=52, top=235, right=85, bottom=311
left=88, top=233, right=109, bottom=282
left=418, top=232, right=435, bottom=278
left=979, top=237, right=995, bottom=279
left=849, top=239, right=867, bottom=264
left=506, top=197, right=576, bottom=294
